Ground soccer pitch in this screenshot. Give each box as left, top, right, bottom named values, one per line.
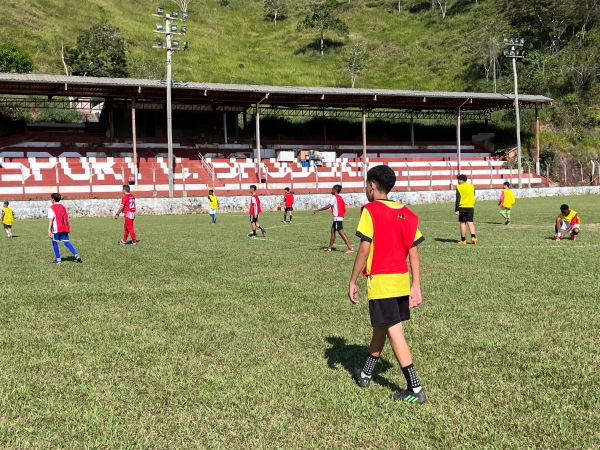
left=1, top=195, right=599, bottom=448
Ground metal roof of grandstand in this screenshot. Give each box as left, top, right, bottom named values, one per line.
left=0, top=73, right=553, bottom=111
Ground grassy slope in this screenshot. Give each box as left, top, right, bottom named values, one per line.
left=0, top=195, right=599, bottom=448
left=2, top=0, right=490, bottom=91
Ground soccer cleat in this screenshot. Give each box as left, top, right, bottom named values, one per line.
left=345, top=248, right=354, bottom=254
left=51, top=260, right=62, bottom=264
left=247, top=232, right=254, bottom=237
left=262, top=228, right=267, bottom=236
left=131, top=241, right=137, bottom=246
left=471, top=238, right=477, bottom=245
left=282, top=220, right=287, bottom=223
left=555, top=234, right=562, bottom=241
left=75, top=256, right=83, bottom=263
left=457, top=241, right=467, bottom=245
left=505, top=220, right=510, bottom=225
left=392, top=388, right=427, bottom=404
left=570, top=234, right=576, bottom=241
left=353, top=367, right=371, bottom=388
left=323, top=247, right=332, bottom=252
left=118, top=240, right=127, bottom=245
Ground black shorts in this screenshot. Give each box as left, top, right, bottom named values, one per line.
left=332, top=221, right=343, bottom=231
left=369, top=296, right=410, bottom=327
left=285, top=207, right=293, bottom=212
left=250, top=215, right=259, bottom=223
left=3, top=224, right=11, bottom=229
left=458, top=209, right=474, bottom=223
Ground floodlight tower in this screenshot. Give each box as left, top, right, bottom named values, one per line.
left=503, top=37, right=525, bottom=189
left=153, top=7, right=189, bottom=197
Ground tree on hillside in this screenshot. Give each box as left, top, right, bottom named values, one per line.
left=171, top=0, right=192, bottom=12
left=64, top=22, right=128, bottom=78
left=297, top=0, right=349, bottom=55
left=264, top=0, right=288, bottom=25
left=342, top=42, right=372, bottom=88
left=0, top=44, right=33, bottom=73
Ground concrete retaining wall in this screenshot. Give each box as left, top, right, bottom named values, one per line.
left=7, top=186, right=600, bottom=220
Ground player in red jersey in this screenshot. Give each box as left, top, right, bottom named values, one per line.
left=115, top=185, right=138, bottom=245
left=247, top=184, right=267, bottom=238
left=282, top=187, right=294, bottom=223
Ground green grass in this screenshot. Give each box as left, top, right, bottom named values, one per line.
left=1, top=194, right=600, bottom=448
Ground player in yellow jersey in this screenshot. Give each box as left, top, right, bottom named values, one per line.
left=555, top=204, right=580, bottom=241
left=455, top=174, right=477, bottom=244
left=208, top=190, right=219, bottom=224
left=498, top=181, right=516, bottom=225
left=1, top=201, right=14, bottom=238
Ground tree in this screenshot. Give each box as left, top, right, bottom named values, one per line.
left=64, top=22, right=128, bottom=77
left=342, top=42, right=372, bottom=88
left=171, top=0, right=192, bottom=12
left=0, top=44, right=33, bottom=73
left=297, top=0, right=349, bottom=55
left=264, top=0, right=288, bottom=25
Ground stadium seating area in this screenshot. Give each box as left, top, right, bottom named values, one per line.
left=0, top=129, right=547, bottom=200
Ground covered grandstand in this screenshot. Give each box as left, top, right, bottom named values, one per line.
left=0, top=73, right=553, bottom=199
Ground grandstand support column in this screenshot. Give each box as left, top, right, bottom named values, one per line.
left=455, top=107, right=461, bottom=175
left=535, top=105, right=540, bottom=175
left=243, top=109, right=248, bottom=139
left=108, top=101, right=114, bottom=142
left=362, top=104, right=367, bottom=185
left=131, top=97, right=138, bottom=184
left=323, top=114, right=327, bottom=144
left=410, top=111, right=415, bottom=147
left=223, top=113, right=228, bottom=144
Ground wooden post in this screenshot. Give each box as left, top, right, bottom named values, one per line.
left=362, top=104, right=367, bottom=186
left=456, top=107, right=461, bottom=175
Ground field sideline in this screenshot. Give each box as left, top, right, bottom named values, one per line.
left=1, top=195, right=599, bottom=448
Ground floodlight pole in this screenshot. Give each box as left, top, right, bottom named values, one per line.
left=512, top=57, right=523, bottom=189
left=504, top=37, right=525, bottom=189
left=166, top=15, right=174, bottom=197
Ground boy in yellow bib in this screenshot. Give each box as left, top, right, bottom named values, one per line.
left=498, top=181, right=515, bottom=225
left=1, top=201, right=14, bottom=238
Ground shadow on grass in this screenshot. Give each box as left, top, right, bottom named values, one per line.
left=294, top=39, right=344, bottom=56
left=485, top=221, right=505, bottom=225
left=324, top=336, right=403, bottom=392
left=433, top=238, right=458, bottom=243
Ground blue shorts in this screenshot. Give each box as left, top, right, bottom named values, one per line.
left=53, top=232, right=70, bottom=242
left=3, top=224, right=11, bottom=229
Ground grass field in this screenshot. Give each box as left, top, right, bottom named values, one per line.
left=1, top=194, right=599, bottom=448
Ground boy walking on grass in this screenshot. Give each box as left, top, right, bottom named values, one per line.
left=115, top=185, right=138, bottom=245
left=247, top=185, right=266, bottom=238
left=348, top=165, right=426, bottom=404
left=208, top=190, right=219, bottom=224
left=313, top=185, right=353, bottom=253
left=2, top=201, right=14, bottom=238
left=498, top=181, right=515, bottom=225
left=48, top=193, right=82, bottom=264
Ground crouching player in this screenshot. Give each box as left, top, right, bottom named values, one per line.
left=348, top=165, right=426, bottom=404
left=555, top=204, right=581, bottom=241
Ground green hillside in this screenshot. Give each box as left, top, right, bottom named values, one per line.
left=2, top=0, right=600, bottom=170
left=3, top=0, right=498, bottom=90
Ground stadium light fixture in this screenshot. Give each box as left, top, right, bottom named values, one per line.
left=504, top=37, right=526, bottom=189
left=151, top=7, right=191, bottom=198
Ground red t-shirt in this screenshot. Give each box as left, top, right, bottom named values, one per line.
left=121, top=193, right=136, bottom=219
left=284, top=193, right=294, bottom=208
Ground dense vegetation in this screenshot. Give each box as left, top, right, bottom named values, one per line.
left=2, top=0, right=599, bottom=172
